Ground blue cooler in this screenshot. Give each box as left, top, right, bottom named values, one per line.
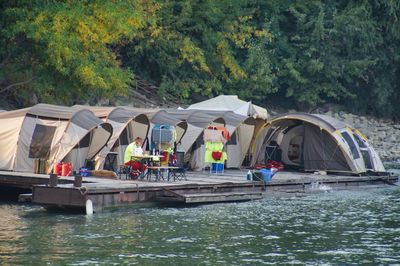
left=260, top=169, right=274, bottom=182
left=79, top=167, right=91, bottom=177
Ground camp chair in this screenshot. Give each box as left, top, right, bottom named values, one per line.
left=118, top=164, right=131, bottom=179
left=174, top=151, right=187, bottom=180
left=265, top=141, right=281, bottom=162
left=84, top=159, right=95, bottom=170
left=103, top=152, right=118, bottom=172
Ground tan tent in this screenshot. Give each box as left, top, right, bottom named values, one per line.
left=150, top=110, right=225, bottom=170
left=150, top=109, right=258, bottom=170
left=251, top=113, right=385, bottom=174
left=76, top=106, right=150, bottom=170
left=188, top=95, right=268, bottom=165
left=193, top=111, right=256, bottom=168
left=0, top=104, right=112, bottom=174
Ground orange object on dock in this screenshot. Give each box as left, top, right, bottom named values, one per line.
left=54, top=162, right=62, bottom=176
left=61, top=162, right=72, bottom=176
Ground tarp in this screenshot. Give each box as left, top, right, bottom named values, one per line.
left=251, top=113, right=385, bottom=174
left=187, top=95, right=268, bottom=120
left=0, top=104, right=112, bottom=174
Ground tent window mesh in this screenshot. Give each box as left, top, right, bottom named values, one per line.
left=192, top=132, right=204, bottom=151
left=353, top=134, right=367, bottom=148
left=75, top=132, right=90, bottom=148
left=341, top=132, right=360, bottom=159
left=361, top=150, right=373, bottom=169
left=29, top=124, right=56, bottom=159
left=119, top=128, right=129, bottom=145
left=227, top=131, right=237, bottom=145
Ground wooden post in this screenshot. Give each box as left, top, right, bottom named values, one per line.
left=49, top=174, right=58, bottom=187
left=74, top=175, right=82, bottom=187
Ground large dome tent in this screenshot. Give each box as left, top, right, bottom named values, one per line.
left=251, top=113, right=385, bottom=174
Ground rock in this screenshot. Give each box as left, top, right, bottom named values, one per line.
left=376, top=126, right=391, bottom=131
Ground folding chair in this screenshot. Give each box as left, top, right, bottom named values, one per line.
left=118, top=164, right=131, bottom=180
left=174, top=151, right=187, bottom=180
left=265, top=141, right=281, bottom=162
left=103, top=152, right=118, bottom=172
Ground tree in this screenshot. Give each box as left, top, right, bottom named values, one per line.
left=0, top=0, right=156, bottom=106
left=122, top=0, right=274, bottom=104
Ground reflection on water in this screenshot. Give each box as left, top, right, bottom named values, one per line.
left=1, top=187, right=400, bottom=265
left=0, top=204, right=24, bottom=262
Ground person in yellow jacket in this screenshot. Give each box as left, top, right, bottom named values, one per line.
left=124, top=137, right=146, bottom=178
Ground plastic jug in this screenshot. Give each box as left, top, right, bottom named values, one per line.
left=53, top=162, right=62, bottom=176
left=246, top=170, right=253, bottom=181
left=61, top=162, right=72, bottom=176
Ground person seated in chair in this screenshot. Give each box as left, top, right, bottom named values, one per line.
left=124, top=137, right=147, bottom=178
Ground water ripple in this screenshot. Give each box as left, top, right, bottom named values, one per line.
left=1, top=187, right=400, bottom=265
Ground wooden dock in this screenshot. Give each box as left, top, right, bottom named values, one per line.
left=0, top=170, right=398, bottom=214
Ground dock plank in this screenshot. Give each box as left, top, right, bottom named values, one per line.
left=183, top=191, right=263, bottom=203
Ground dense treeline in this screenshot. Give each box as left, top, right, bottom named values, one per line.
left=1, top=1, right=399, bottom=118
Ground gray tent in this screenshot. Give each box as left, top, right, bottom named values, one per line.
left=0, top=104, right=113, bottom=174
left=153, top=109, right=257, bottom=170
left=251, top=113, right=385, bottom=174
left=157, top=110, right=226, bottom=170
left=77, top=106, right=150, bottom=170
left=194, top=111, right=256, bottom=168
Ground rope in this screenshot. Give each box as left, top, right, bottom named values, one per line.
left=79, top=186, right=88, bottom=196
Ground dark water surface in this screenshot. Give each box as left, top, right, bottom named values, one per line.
left=1, top=187, right=400, bottom=265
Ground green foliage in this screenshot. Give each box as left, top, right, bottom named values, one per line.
left=0, top=0, right=155, bottom=105
left=122, top=0, right=274, bottom=104
left=1, top=0, right=399, bottom=119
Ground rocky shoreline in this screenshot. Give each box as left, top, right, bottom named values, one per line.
left=324, top=111, right=399, bottom=163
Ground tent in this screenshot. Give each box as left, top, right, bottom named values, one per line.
left=194, top=111, right=256, bottom=168
left=153, top=109, right=257, bottom=170
left=156, top=110, right=226, bottom=171
left=251, top=113, right=385, bottom=174
left=187, top=95, right=268, bottom=120
left=77, top=106, right=150, bottom=170
left=188, top=95, right=268, bottom=164
left=0, top=104, right=113, bottom=174
left=150, top=110, right=188, bottom=146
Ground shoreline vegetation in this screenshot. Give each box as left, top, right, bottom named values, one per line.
left=1, top=1, right=399, bottom=120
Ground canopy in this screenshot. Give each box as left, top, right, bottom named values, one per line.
left=187, top=95, right=268, bottom=120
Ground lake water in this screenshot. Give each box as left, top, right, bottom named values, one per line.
left=1, top=186, right=400, bottom=265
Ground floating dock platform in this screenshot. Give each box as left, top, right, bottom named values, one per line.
left=0, top=170, right=397, bottom=214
